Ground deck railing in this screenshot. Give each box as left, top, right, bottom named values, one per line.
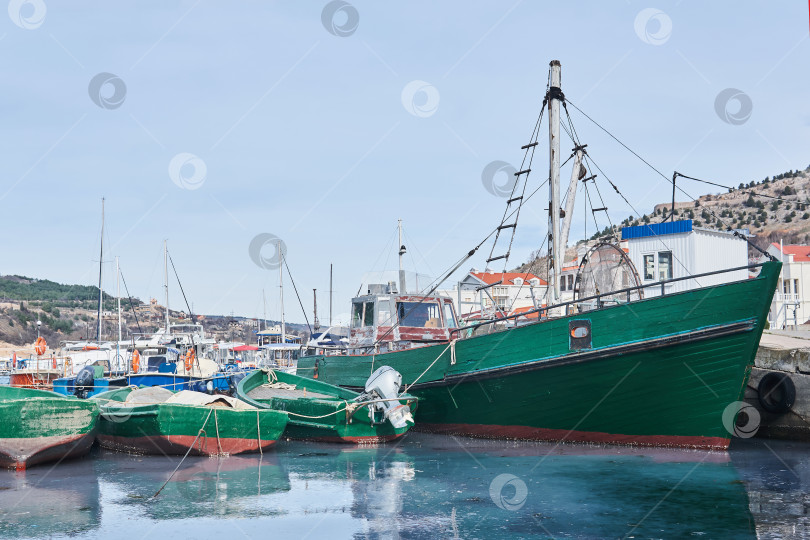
left=451, top=262, right=766, bottom=336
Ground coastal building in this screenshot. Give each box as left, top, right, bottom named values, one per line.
left=621, top=220, right=748, bottom=298
left=456, top=270, right=547, bottom=319
left=760, top=243, right=810, bottom=329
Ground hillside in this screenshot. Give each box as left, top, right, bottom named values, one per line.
left=0, top=274, right=308, bottom=349
left=513, top=165, right=810, bottom=274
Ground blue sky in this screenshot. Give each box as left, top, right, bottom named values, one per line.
left=0, top=1, right=807, bottom=325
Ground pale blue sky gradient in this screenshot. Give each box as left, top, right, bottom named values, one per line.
left=1, top=1, right=808, bottom=324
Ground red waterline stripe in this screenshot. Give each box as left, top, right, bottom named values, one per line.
left=416, top=423, right=730, bottom=450
left=98, top=434, right=277, bottom=456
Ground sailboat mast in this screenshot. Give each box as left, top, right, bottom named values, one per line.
left=164, top=240, right=169, bottom=334
left=279, top=240, right=286, bottom=345
left=398, top=219, right=406, bottom=293
left=262, top=289, right=267, bottom=330
left=116, top=256, right=121, bottom=371
left=313, top=289, right=320, bottom=331
left=329, top=264, right=333, bottom=327
left=548, top=60, right=562, bottom=302
left=96, top=198, right=104, bottom=342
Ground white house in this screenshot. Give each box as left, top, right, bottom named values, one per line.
left=621, top=220, right=748, bottom=297
left=456, top=270, right=547, bottom=319
left=761, top=243, right=810, bottom=329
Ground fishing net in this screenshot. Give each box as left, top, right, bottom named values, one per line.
left=574, top=243, right=643, bottom=306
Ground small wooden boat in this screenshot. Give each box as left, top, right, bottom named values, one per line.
left=236, top=367, right=416, bottom=443
left=0, top=386, right=99, bottom=470
left=93, top=387, right=288, bottom=456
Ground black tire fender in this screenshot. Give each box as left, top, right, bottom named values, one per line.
left=757, top=372, right=796, bottom=414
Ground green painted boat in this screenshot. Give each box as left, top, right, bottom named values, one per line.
left=0, top=386, right=99, bottom=470
left=237, top=368, right=415, bottom=443
left=297, top=259, right=781, bottom=449
left=93, top=387, right=288, bottom=456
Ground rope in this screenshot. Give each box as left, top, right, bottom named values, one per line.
left=152, top=408, right=214, bottom=498
left=256, top=409, right=263, bottom=456
left=403, top=341, right=454, bottom=393
left=213, top=409, right=223, bottom=455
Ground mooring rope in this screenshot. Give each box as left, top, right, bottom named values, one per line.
left=402, top=341, right=455, bottom=394
left=152, top=408, right=214, bottom=498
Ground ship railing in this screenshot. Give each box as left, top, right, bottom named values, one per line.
left=451, top=262, right=767, bottom=337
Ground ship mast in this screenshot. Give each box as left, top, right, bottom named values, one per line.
left=96, top=198, right=104, bottom=342
left=548, top=60, right=562, bottom=303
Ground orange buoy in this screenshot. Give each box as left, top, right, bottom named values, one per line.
left=131, top=349, right=140, bottom=373
left=184, top=349, right=196, bottom=371
left=34, top=337, right=46, bottom=356
left=51, top=356, right=57, bottom=369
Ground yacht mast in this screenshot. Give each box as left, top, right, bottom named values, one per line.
left=96, top=198, right=104, bottom=343
left=262, top=289, right=267, bottom=330
left=548, top=60, right=562, bottom=302
left=279, top=240, right=286, bottom=345
left=398, top=219, right=406, bottom=293
left=164, top=240, right=170, bottom=334
left=313, top=289, right=320, bottom=331
left=116, top=256, right=121, bottom=372
left=329, top=264, right=333, bottom=326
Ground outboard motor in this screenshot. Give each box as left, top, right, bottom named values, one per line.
left=228, top=372, right=248, bottom=395
left=362, top=366, right=413, bottom=429
left=74, top=366, right=96, bottom=399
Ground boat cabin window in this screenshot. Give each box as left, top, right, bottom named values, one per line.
left=658, top=251, right=672, bottom=280
left=351, top=301, right=375, bottom=328
left=397, top=301, right=442, bottom=328
left=147, top=356, right=165, bottom=372
left=443, top=302, right=458, bottom=328
left=643, top=254, right=654, bottom=280
left=363, top=301, right=374, bottom=327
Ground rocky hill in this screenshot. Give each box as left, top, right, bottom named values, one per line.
left=513, top=165, right=810, bottom=274
left=0, top=274, right=309, bottom=349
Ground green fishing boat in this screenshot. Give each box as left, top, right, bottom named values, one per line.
left=236, top=367, right=416, bottom=443
left=296, top=61, right=781, bottom=450
left=93, top=387, right=288, bottom=456
left=0, top=386, right=99, bottom=470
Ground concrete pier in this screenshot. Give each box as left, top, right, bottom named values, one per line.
left=745, top=331, right=810, bottom=441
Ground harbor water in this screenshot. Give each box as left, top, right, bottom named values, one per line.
left=0, top=434, right=807, bottom=539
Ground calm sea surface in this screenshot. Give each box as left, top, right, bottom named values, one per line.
left=0, top=434, right=807, bottom=539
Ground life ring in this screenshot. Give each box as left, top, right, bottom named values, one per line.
left=185, top=349, right=196, bottom=372
left=758, top=372, right=796, bottom=414
left=131, top=350, right=140, bottom=373
left=34, top=337, right=46, bottom=356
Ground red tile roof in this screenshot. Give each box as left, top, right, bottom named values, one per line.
left=771, top=243, right=810, bottom=262
left=470, top=272, right=547, bottom=285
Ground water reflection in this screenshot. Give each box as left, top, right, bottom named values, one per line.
left=0, top=435, right=806, bottom=538
left=0, top=457, right=100, bottom=538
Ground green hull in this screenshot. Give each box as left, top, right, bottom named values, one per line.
left=237, top=369, right=413, bottom=443
left=0, top=386, right=99, bottom=469
left=93, top=388, right=288, bottom=456
left=297, top=261, right=781, bottom=449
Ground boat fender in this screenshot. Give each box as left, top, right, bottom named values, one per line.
left=757, top=372, right=796, bottom=414
left=74, top=366, right=96, bottom=398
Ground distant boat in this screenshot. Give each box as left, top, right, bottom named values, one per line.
left=92, top=386, right=288, bottom=456
left=0, top=386, right=99, bottom=470
left=296, top=61, right=781, bottom=450
left=236, top=367, right=415, bottom=443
